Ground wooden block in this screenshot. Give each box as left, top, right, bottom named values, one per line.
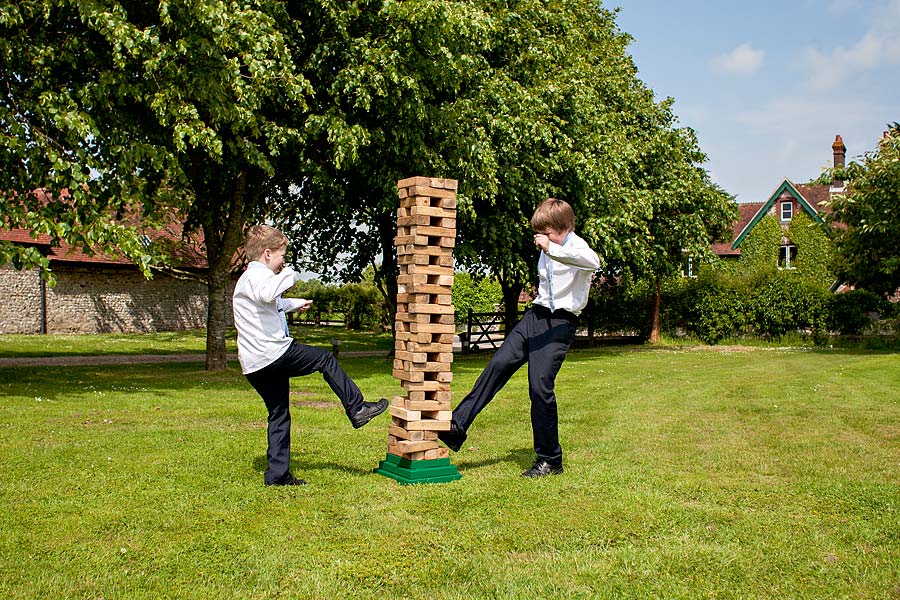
left=405, top=400, right=452, bottom=411
left=393, top=369, right=424, bottom=383
left=407, top=303, right=455, bottom=315
left=397, top=439, right=440, bottom=453
left=394, top=234, right=429, bottom=247
left=401, top=380, right=451, bottom=392
left=407, top=205, right=456, bottom=219
left=421, top=410, right=452, bottom=421
left=405, top=419, right=451, bottom=431
left=389, top=405, right=421, bottom=421
left=403, top=264, right=454, bottom=277
left=402, top=341, right=453, bottom=353
left=440, top=197, right=458, bottom=209
left=413, top=225, right=456, bottom=238
left=399, top=283, right=454, bottom=295
left=425, top=447, right=450, bottom=460
left=405, top=185, right=457, bottom=199
left=389, top=425, right=426, bottom=441
left=409, top=322, right=456, bottom=335
left=397, top=176, right=457, bottom=190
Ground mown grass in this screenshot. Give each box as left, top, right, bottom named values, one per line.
left=0, top=327, right=393, bottom=357
left=1, top=346, right=898, bottom=599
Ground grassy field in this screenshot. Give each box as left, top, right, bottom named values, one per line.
left=1, top=344, right=898, bottom=599
left=0, top=327, right=394, bottom=357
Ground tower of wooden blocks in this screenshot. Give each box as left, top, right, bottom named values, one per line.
left=375, top=177, right=462, bottom=484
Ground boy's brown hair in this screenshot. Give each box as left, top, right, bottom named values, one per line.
left=531, top=198, right=575, bottom=233
left=244, top=225, right=289, bottom=261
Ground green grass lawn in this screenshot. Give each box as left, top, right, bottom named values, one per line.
left=0, top=327, right=393, bottom=357
left=1, top=346, right=898, bottom=599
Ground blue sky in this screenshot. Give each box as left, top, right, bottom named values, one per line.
left=612, top=0, right=900, bottom=203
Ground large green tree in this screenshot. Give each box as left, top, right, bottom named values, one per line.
left=828, top=126, right=900, bottom=296
left=2, top=0, right=312, bottom=369
left=271, top=0, right=735, bottom=339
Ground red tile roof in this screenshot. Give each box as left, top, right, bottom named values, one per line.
left=712, top=202, right=764, bottom=257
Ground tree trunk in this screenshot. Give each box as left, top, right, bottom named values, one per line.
left=375, top=210, right=398, bottom=345
left=201, top=171, right=251, bottom=370
left=499, top=276, right=523, bottom=336
left=649, top=277, right=661, bottom=344
left=205, top=264, right=230, bottom=370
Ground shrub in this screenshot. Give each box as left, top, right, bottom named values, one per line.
left=690, top=276, right=748, bottom=344
left=827, top=289, right=891, bottom=334
left=451, top=272, right=502, bottom=326
left=749, top=272, right=828, bottom=339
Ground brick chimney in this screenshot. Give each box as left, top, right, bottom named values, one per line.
left=831, top=134, right=846, bottom=191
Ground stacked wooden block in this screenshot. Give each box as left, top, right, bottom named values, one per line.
left=387, top=177, right=458, bottom=461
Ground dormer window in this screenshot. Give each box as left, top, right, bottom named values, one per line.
left=780, top=201, right=793, bottom=222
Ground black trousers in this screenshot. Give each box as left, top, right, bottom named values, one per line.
left=453, top=306, right=577, bottom=465
left=245, top=341, right=365, bottom=484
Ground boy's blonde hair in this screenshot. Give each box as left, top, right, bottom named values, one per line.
left=531, top=198, right=575, bottom=233
left=244, top=225, right=288, bottom=261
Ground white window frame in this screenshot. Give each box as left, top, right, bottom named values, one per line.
left=779, top=244, right=797, bottom=270
left=780, top=201, right=793, bottom=222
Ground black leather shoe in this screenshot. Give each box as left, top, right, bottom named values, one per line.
left=521, top=459, right=564, bottom=478
left=437, top=421, right=467, bottom=452
left=350, top=398, right=388, bottom=429
left=266, top=473, right=307, bottom=486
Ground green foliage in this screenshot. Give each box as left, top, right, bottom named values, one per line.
left=828, top=129, right=900, bottom=295
left=738, top=214, right=781, bottom=276
left=289, top=279, right=388, bottom=331
left=582, top=272, right=652, bottom=336
left=787, top=210, right=834, bottom=287
left=827, top=289, right=892, bottom=335
left=690, top=272, right=749, bottom=344
left=748, top=272, right=829, bottom=340
left=451, top=271, right=502, bottom=326
left=338, top=282, right=389, bottom=331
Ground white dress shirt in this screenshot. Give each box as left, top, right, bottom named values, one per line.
left=232, top=261, right=309, bottom=374
left=532, top=231, right=600, bottom=317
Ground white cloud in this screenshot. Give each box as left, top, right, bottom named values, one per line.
left=710, top=43, right=765, bottom=75
left=802, top=0, right=900, bottom=90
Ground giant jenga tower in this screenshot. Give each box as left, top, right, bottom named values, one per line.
left=374, top=177, right=462, bottom=484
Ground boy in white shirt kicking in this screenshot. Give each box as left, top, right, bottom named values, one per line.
left=233, top=225, right=387, bottom=486
left=439, top=199, right=600, bottom=477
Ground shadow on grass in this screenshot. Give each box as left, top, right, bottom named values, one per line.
left=252, top=454, right=373, bottom=477
left=456, top=446, right=533, bottom=472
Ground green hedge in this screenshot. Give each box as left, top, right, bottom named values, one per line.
left=587, top=270, right=894, bottom=344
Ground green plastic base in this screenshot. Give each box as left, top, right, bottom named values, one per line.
left=374, top=453, right=462, bottom=485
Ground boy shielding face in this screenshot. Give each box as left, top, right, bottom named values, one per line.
left=531, top=198, right=575, bottom=251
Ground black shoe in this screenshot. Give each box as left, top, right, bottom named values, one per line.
left=266, top=473, right=307, bottom=486
left=521, top=459, right=563, bottom=478
left=437, top=421, right=467, bottom=452
left=350, top=398, right=388, bottom=429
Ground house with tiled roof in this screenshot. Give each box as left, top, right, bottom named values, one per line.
left=0, top=199, right=234, bottom=334
left=712, top=135, right=847, bottom=269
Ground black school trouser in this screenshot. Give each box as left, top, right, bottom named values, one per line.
left=245, top=341, right=365, bottom=484
left=452, top=306, right=577, bottom=465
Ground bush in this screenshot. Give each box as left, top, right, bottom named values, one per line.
left=338, top=283, right=388, bottom=331
left=451, top=272, right=502, bottom=326
left=827, top=289, right=891, bottom=334
left=748, top=272, right=828, bottom=340
left=680, top=271, right=750, bottom=344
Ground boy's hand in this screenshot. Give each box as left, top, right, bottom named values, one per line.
left=534, top=234, right=550, bottom=252
left=298, top=299, right=312, bottom=312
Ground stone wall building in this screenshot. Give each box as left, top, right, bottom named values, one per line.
left=0, top=227, right=234, bottom=335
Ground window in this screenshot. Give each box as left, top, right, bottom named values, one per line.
left=779, top=244, right=797, bottom=270
left=684, top=256, right=696, bottom=278
left=780, top=201, right=793, bottom=221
